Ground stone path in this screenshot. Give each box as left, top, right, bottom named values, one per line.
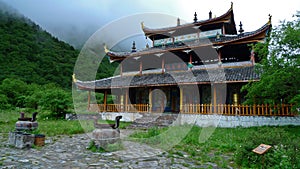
left=0, top=130, right=221, bottom=169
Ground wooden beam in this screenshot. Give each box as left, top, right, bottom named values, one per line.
left=180, top=87, right=184, bottom=112
left=218, top=49, right=222, bottom=64
left=125, top=88, right=129, bottom=112
left=149, top=88, right=152, bottom=112
left=104, top=90, right=107, bottom=112
left=213, top=84, right=217, bottom=113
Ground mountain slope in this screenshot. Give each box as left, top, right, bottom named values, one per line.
left=0, top=4, right=80, bottom=88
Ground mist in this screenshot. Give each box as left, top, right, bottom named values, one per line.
left=1, top=0, right=299, bottom=49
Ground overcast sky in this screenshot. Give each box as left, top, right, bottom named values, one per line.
left=2, top=0, right=299, bottom=48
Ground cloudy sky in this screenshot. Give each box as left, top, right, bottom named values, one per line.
left=2, top=0, right=299, bottom=48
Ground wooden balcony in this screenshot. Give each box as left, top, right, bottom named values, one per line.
left=88, top=103, right=297, bottom=116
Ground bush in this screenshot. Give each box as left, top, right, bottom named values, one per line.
left=0, top=94, right=11, bottom=109
left=38, top=86, right=72, bottom=119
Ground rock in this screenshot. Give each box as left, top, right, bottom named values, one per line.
left=92, top=129, right=120, bottom=146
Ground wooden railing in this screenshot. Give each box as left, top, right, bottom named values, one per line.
left=88, top=103, right=296, bottom=116
left=181, top=104, right=296, bottom=116
left=89, top=104, right=149, bottom=113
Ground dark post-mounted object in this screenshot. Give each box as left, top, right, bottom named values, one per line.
left=18, top=112, right=38, bottom=122
left=94, top=116, right=122, bottom=129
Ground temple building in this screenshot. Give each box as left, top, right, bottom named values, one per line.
left=74, top=3, right=287, bottom=116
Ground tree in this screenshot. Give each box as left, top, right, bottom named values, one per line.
left=242, top=13, right=300, bottom=110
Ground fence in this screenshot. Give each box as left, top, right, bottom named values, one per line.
left=88, top=103, right=296, bottom=116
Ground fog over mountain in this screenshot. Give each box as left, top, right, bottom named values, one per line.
left=1, top=0, right=299, bottom=49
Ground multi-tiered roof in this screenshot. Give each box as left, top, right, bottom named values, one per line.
left=76, top=3, right=271, bottom=91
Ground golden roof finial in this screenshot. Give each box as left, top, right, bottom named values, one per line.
left=104, top=44, right=110, bottom=53
left=72, top=73, right=77, bottom=83
left=141, top=21, right=145, bottom=29
left=268, top=14, right=272, bottom=25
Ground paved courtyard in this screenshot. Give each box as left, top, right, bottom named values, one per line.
left=0, top=130, right=223, bottom=169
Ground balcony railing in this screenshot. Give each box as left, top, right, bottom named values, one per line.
left=88, top=103, right=297, bottom=116
left=181, top=104, right=296, bottom=116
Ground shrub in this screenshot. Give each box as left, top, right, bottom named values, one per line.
left=38, top=86, right=72, bottom=119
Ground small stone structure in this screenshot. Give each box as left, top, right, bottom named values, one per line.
left=15, top=112, right=38, bottom=130
left=92, top=128, right=121, bottom=146
left=9, top=112, right=45, bottom=148
left=9, top=131, right=34, bottom=148
left=92, top=116, right=122, bottom=147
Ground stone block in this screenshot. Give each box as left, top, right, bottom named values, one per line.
left=9, top=132, right=34, bottom=148
left=92, top=129, right=120, bottom=147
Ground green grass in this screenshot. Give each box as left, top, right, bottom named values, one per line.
left=0, top=110, right=131, bottom=136
left=129, top=125, right=300, bottom=168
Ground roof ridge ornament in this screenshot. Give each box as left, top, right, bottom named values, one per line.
left=132, top=41, right=136, bottom=52
left=268, top=14, right=272, bottom=25
left=194, top=12, right=198, bottom=23
left=230, top=2, right=233, bottom=10
left=239, top=21, right=244, bottom=34
left=72, top=74, right=77, bottom=83
left=104, top=44, right=110, bottom=53
left=141, top=21, right=145, bottom=29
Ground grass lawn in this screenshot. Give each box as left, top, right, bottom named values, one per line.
left=0, top=110, right=131, bottom=136
left=129, top=125, right=300, bottom=168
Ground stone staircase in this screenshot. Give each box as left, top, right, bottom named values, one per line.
left=127, top=113, right=179, bottom=129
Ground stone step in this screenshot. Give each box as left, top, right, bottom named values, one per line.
left=127, top=113, right=179, bottom=129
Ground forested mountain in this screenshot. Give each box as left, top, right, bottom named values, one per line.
left=0, top=3, right=117, bottom=88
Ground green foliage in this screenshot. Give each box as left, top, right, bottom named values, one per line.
left=38, top=86, right=72, bottom=119
left=0, top=93, right=10, bottom=109
left=0, top=78, right=29, bottom=107
left=0, top=78, right=72, bottom=119
left=234, top=127, right=300, bottom=168
left=0, top=10, right=79, bottom=88
left=243, top=14, right=300, bottom=108
left=0, top=9, right=118, bottom=89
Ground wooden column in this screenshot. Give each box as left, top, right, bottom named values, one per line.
left=222, top=24, right=226, bottom=35
left=87, top=91, right=91, bottom=110
left=125, top=88, right=129, bottom=112
left=189, top=54, right=193, bottom=70
left=120, top=62, right=123, bottom=77
left=218, top=49, right=222, bottom=64
left=180, top=87, right=184, bottom=112
left=149, top=88, right=152, bottom=112
left=104, top=90, right=107, bottom=112
left=213, top=84, right=217, bottom=113
left=152, top=37, right=155, bottom=47
left=162, top=56, right=165, bottom=74
left=139, top=61, right=142, bottom=75
left=120, top=94, right=124, bottom=111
